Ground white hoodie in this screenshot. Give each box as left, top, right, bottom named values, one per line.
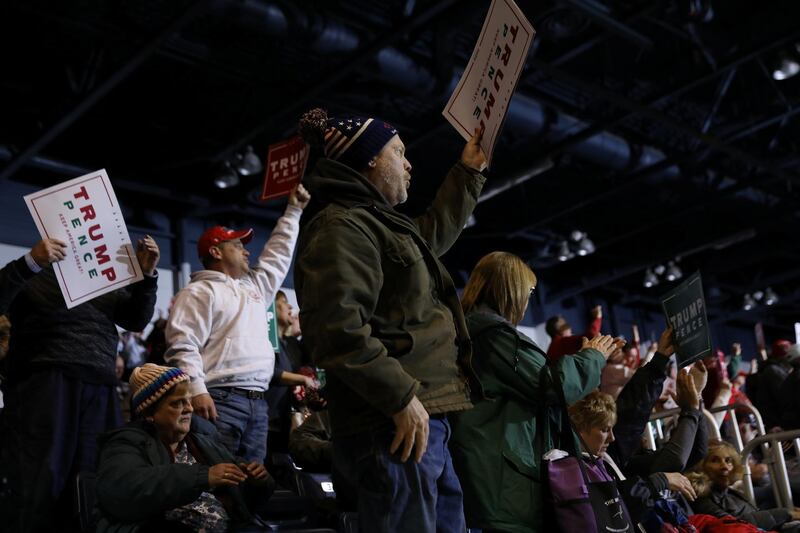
left=166, top=205, right=301, bottom=396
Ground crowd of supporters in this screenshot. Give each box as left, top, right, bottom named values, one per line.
left=0, top=108, right=799, bottom=533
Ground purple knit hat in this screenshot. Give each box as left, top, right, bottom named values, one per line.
left=299, top=108, right=398, bottom=171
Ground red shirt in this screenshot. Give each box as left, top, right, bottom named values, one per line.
left=546, top=316, right=602, bottom=363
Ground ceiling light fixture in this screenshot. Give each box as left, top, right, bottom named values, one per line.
left=773, top=56, right=800, bottom=81
left=665, top=261, right=682, bottom=282
left=213, top=162, right=240, bottom=189
left=764, top=287, right=778, bottom=306
left=557, top=241, right=571, bottom=262
left=643, top=268, right=658, bottom=288
left=742, top=293, right=756, bottom=311
left=235, top=145, right=263, bottom=176
left=576, top=235, right=595, bottom=256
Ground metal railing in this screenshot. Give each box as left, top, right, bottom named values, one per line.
left=644, top=407, right=721, bottom=451
left=645, top=402, right=794, bottom=507
left=740, top=430, right=800, bottom=510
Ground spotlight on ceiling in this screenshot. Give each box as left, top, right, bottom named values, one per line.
left=213, top=163, right=240, bottom=189
left=665, top=261, right=682, bottom=282
left=557, top=241, right=571, bottom=262
left=576, top=235, right=595, bottom=256
left=773, top=56, right=800, bottom=81
left=570, top=230, right=585, bottom=242
left=742, top=293, right=756, bottom=311
left=752, top=290, right=764, bottom=302
left=764, top=287, right=778, bottom=306
left=235, top=145, right=263, bottom=176
left=653, top=264, right=666, bottom=276
left=643, top=268, right=658, bottom=288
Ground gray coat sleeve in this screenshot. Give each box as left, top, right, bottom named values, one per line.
left=647, top=408, right=703, bottom=473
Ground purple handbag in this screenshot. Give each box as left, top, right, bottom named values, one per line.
left=546, top=454, right=633, bottom=532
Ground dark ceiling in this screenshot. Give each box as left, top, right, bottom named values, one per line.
left=2, top=0, right=800, bottom=334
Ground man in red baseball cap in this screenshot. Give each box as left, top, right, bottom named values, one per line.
left=166, top=184, right=311, bottom=463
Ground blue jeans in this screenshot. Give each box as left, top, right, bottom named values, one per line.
left=208, top=388, right=269, bottom=463
left=333, top=417, right=466, bottom=533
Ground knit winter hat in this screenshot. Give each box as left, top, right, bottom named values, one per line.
left=130, top=364, right=189, bottom=414
left=298, top=108, right=398, bottom=171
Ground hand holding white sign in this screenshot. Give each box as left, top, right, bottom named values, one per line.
left=30, top=238, right=67, bottom=267
left=460, top=127, right=488, bottom=172
left=136, top=236, right=160, bottom=276
left=24, top=169, right=144, bottom=309
left=443, top=0, right=535, bottom=165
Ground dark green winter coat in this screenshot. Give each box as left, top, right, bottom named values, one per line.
left=449, top=308, right=606, bottom=533
left=94, top=418, right=273, bottom=533
left=295, top=158, right=485, bottom=436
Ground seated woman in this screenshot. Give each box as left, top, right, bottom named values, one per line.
left=689, top=439, right=800, bottom=532
left=449, top=251, right=619, bottom=533
left=95, top=364, right=275, bottom=533
left=567, top=386, right=702, bottom=528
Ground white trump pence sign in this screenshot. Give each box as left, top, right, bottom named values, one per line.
left=25, top=169, right=143, bottom=309
left=443, top=0, right=535, bottom=165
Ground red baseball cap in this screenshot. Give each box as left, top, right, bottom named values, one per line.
left=771, top=339, right=792, bottom=358
left=197, top=226, right=254, bottom=259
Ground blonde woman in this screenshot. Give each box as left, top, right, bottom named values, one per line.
left=567, top=389, right=701, bottom=528
left=690, top=439, right=800, bottom=531
left=449, top=251, right=618, bottom=532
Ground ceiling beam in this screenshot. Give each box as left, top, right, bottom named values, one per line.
left=0, top=0, right=212, bottom=182
left=516, top=26, right=800, bottom=173
left=560, top=0, right=653, bottom=49
left=213, top=0, right=463, bottom=161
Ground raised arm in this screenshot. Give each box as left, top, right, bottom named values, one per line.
left=0, top=238, right=66, bottom=313
left=609, top=327, right=674, bottom=467
left=250, top=184, right=309, bottom=301
left=112, top=236, right=160, bottom=331
left=414, top=129, right=486, bottom=255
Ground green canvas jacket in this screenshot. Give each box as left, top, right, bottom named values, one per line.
left=449, top=309, right=606, bottom=533
left=295, top=158, right=485, bottom=436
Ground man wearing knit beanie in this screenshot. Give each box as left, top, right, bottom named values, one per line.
left=294, top=108, right=487, bottom=532
left=165, top=184, right=311, bottom=463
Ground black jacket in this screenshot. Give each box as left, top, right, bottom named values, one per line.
left=691, top=486, right=793, bottom=530
left=95, top=417, right=274, bottom=532
left=0, top=256, right=157, bottom=384
left=607, top=352, right=671, bottom=469
left=752, top=358, right=792, bottom=429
